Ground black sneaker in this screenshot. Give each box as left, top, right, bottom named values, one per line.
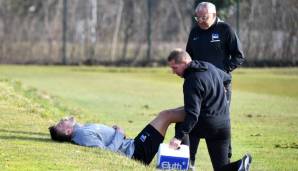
left=238, top=153, right=252, bottom=171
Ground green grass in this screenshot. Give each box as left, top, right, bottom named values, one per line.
left=0, top=65, right=297, bottom=171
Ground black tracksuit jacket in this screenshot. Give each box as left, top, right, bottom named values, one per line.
left=186, top=18, right=245, bottom=73
left=175, top=60, right=231, bottom=140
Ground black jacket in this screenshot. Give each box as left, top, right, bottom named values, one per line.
left=186, top=18, right=245, bottom=73
left=175, top=60, right=231, bottom=140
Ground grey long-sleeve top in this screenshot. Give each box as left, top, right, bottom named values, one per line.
left=71, top=124, right=135, bottom=157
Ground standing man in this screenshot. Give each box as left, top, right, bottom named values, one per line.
left=167, top=49, right=251, bottom=171
left=185, top=1, right=245, bottom=165
left=186, top=1, right=245, bottom=105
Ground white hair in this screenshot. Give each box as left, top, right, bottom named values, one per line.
left=195, top=2, right=216, bottom=14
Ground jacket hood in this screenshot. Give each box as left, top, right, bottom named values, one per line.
left=183, top=60, right=208, bottom=77
left=189, top=60, right=208, bottom=71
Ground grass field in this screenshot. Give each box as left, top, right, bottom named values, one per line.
left=0, top=65, right=297, bottom=171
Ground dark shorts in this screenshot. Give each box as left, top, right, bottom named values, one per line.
left=132, top=124, right=164, bottom=165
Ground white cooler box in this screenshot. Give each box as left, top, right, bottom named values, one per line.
left=156, top=143, right=190, bottom=170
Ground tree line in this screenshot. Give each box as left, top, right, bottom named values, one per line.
left=0, top=0, right=297, bottom=66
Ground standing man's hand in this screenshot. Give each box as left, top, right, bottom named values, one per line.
left=169, top=137, right=182, bottom=150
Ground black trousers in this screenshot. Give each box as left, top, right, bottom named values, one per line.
left=225, top=83, right=232, bottom=159
left=184, top=133, right=242, bottom=171
left=177, top=120, right=233, bottom=171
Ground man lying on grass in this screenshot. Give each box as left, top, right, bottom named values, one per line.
left=49, top=114, right=252, bottom=171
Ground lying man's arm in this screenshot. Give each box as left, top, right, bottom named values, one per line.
left=106, top=126, right=125, bottom=151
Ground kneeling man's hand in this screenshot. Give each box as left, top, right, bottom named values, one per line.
left=169, top=137, right=181, bottom=150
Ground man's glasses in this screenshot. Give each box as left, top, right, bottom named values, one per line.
left=194, top=15, right=209, bottom=22
left=194, top=13, right=215, bottom=22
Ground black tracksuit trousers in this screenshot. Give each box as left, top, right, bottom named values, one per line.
left=177, top=120, right=238, bottom=171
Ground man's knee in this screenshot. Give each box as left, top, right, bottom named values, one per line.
left=157, top=108, right=185, bottom=123
left=157, top=110, right=172, bottom=122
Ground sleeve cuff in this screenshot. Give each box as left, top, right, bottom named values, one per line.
left=174, top=132, right=184, bottom=141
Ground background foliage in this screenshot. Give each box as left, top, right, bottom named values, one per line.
left=0, top=0, right=297, bottom=66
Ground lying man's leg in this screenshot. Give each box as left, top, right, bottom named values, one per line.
left=132, top=108, right=185, bottom=164
left=152, top=106, right=185, bottom=136
left=164, top=107, right=200, bottom=169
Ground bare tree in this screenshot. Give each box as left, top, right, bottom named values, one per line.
left=121, top=0, right=135, bottom=61
left=111, top=0, right=124, bottom=61
left=146, top=0, right=153, bottom=63
left=171, top=0, right=188, bottom=38
left=0, top=0, right=296, bottom=66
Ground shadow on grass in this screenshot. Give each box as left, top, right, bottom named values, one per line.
left=0, top=128, right=51, bottom=142
left=0, top=128, right=48, bottom=136
left=0, top=135, right=51, bottom=142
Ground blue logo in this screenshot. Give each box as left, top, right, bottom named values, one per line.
left=157, top=155, right=189, bottom=170
left=193, top=36, right=199, bottom=41
left=140, top=134, right=147, bottom=142
left=211, top=33, right=220, bottom=42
